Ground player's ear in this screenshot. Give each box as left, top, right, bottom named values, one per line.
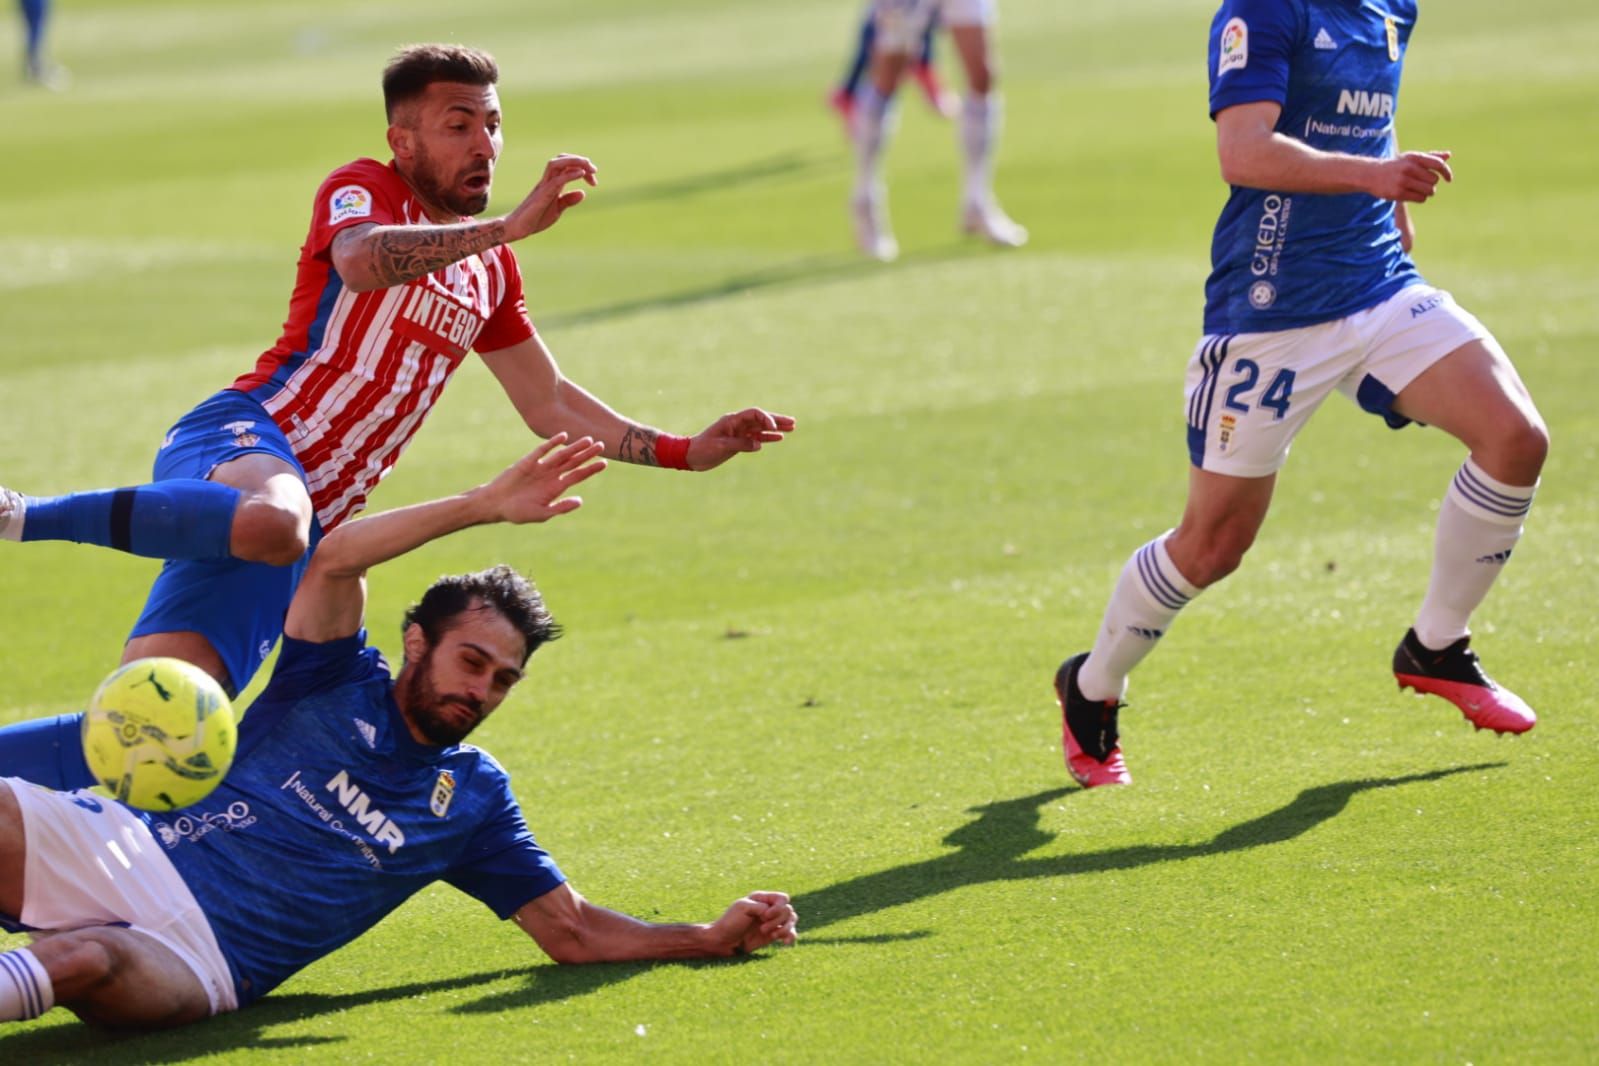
left=387, top=123, right=411, bottom=161
left=401, top=622, right=429, bottom=664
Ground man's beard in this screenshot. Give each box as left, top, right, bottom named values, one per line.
left=402, top=648, right=485, bottom=746
left=411, top=142, right=491, bottom=217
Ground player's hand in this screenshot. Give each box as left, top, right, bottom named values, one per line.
left=708, top=891, right=799, bottom=956
left=504, top=154, right=598, bottom=241
left=1369, top=150, right=1452, bottom=203
left=685, top=409, right=797, bottom=471
left=478, top=433, right=607, bottom=524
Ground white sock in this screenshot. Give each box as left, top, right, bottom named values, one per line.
left=1414, top=457, right=1537, bottom=650
left=0, top=948, right=55, bottom=1021
left=959, top=92, right=1000, bottom=208
left=852, top=83, right=894, bottom=202
left=1078, top=533, right=1202, bottom=702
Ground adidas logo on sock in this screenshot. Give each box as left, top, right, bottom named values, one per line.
left=1125, top=625, right=1165, bottom=640
left=1476, top=549, right=1514, bottom=564
left=1314, top=27, right=1337, bottom=49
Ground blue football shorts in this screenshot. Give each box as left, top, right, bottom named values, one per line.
left=1184, top=284, right=1493, bottom=478
left=128, top=390, right=322, bottom=696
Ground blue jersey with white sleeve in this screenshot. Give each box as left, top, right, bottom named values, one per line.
left=141, top=631, right=565, bottom=1006
left=1205, top=0, right=1423, bottom=334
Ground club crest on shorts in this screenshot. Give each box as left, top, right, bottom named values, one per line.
left=1219, top=412, right=1238, bottom=452
left=223, top=420, right=261, bottom=448
left=430, top=769, right=456, bottom=818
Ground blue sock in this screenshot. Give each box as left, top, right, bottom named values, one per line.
left=0, top=713, right=93, bottom=791
left=21, top=480, right=239, bottom=560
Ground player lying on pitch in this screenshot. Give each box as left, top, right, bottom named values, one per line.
left=0, top=434, right=798, bottom=1031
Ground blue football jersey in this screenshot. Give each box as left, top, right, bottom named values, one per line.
left=142, top=632, right=565, bottom=1006
left=1204, top=0, right=1424, bottom=334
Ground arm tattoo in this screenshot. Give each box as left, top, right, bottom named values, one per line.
left=357, top=220, right=508, bottom=289
left=616, top=425, right=660, bottom=467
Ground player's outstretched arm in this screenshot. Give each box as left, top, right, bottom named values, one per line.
left=513, top=883, right=798, bottom=964
left=1216, top=102, right=1452, bottom=203
left=284, top=435, right=605, bottom=644
left=482, top=336, right=796, bottom=471
left=330, top=154, right=598, bottom=292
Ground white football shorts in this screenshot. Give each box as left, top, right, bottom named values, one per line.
left=5, top=779, right=238, bottom=1015
left=872, top=0, right=995, bottom=53
left=1184, top=284, right=1494, bottom=477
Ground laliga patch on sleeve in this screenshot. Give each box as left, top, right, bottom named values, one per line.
left=1218, top=17, right=1249, bottom=76
left=328, top=184, right=374, bottom=225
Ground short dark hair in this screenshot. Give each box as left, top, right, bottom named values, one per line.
left=382, top=44, right=499, bottom=122
left=402, top=566, right=560, bottom=666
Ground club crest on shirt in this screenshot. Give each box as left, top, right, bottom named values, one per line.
left=1385, top=16, right=1400, bottom=61
left=329, top=184, right=374, bottom=225
left=1218, top=17, right=1248, bottom=75
left=430, top=769, right=456, bottom=818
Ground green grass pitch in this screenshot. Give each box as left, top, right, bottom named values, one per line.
left=2, top=0, right=1596, bottom=1061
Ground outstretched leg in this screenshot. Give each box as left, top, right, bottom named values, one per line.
left=1388, top=336, right=1548, bottom=733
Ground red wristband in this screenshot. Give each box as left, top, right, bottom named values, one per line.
left=654, top=433, right=692, bottom=470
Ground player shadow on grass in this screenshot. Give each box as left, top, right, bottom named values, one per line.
left=0, top=765, right=1502, bottom=1059
left=793, top=762, right=1507, bottom=936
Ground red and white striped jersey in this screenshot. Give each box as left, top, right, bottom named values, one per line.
left=231, top=158, right=536, bottom=530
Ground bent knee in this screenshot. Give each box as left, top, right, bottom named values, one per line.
left=230, top=498, right=310, bottom=565
left=1475, top=415, right=1550, bottom=486
left=1506, top=418, right=1550, bottom=480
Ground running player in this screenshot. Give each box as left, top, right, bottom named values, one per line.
left=850, top=0, right=1026, bottom=260
left=0, top=44, right=793, bottom=698
left=0, top=435, right=799, bottom=1030
left=1052, top=1, right=1548, bottom=787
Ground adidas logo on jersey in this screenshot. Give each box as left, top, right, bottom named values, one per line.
left=1314, top=28, right=1336, bottom=50
left=353, top=718, right=377, bottom=749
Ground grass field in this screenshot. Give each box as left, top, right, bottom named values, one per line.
left=2, top=0, right=1597, bottom=1061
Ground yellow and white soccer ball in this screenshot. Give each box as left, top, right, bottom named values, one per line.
left=81, top=657, right=237, bottom=811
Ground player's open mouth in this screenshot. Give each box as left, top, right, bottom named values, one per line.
left=463, top=174, right=490, bottom=193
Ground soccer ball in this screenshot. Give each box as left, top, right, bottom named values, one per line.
left=80, top=658, right=237, bottom=811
